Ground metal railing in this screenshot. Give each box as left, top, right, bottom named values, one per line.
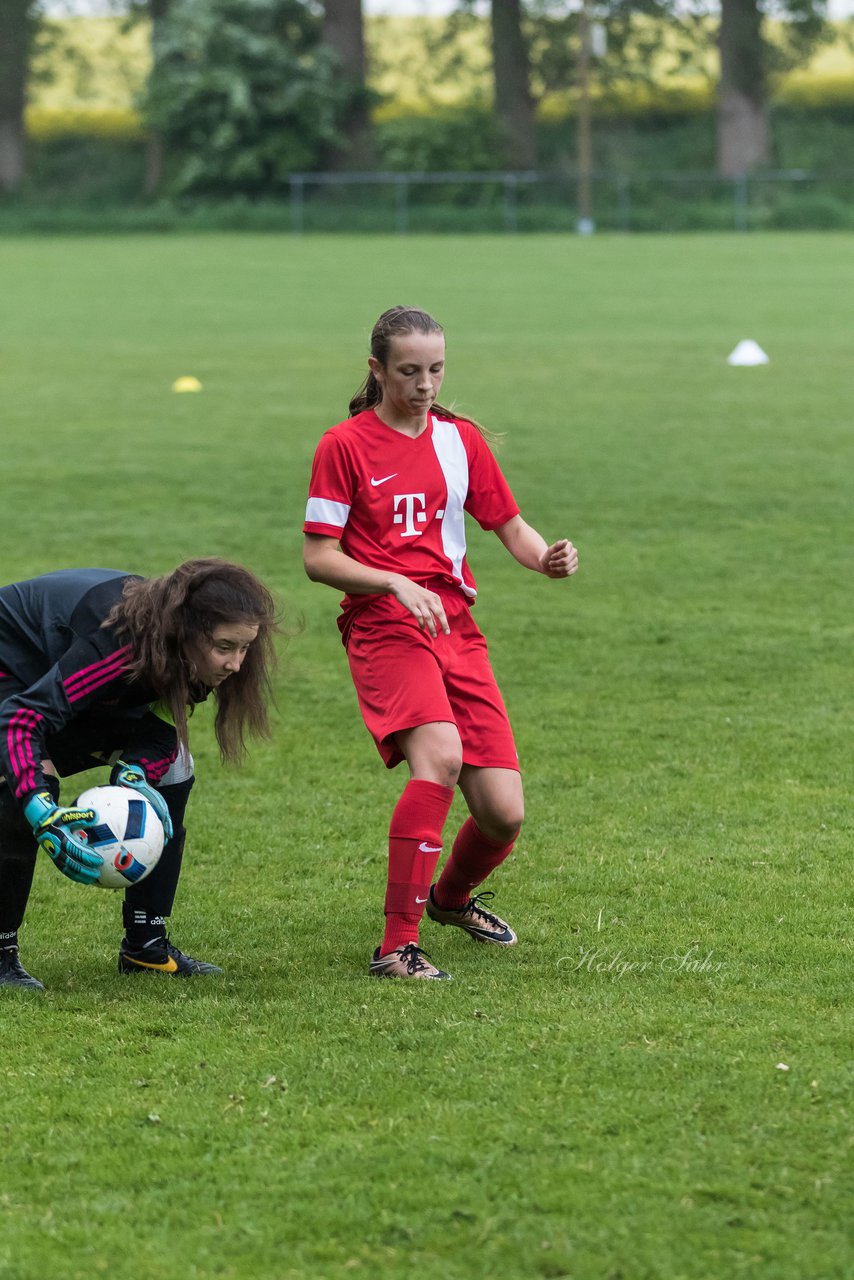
left=285, top=169, right=854, bottom=234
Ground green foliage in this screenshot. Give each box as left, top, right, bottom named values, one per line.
left=141, top=0, right=349, bottom=193
left=26, top=105, right=145, bottom=141
left=9, top=55, right=854, bottom=226
left=3, top=178, right=854, bottom=235
left=770, top=105, right=854, bottom=170
left=0, top=231, right=852, bottom=1279
left=376, top=106, right=508, bottom=172
left=763, top=0, right=834, bottom=76
left=764, top=189, right=854, bottom=228
left=777, top=68, right=854, bottom=113
left=527, top=0, right=713, bottom=100
left=27, top=71, right=854, bottom=146
left=21, top=136, right=146, bottom=204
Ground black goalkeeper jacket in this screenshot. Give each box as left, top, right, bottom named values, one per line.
left=0, top=569, right=185, bottom=807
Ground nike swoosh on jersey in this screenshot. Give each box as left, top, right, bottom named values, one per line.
left=124, top=955, right=180, bottom=973
left=418, top=842, right=443, bottom=853
left=370, top=473, right=398, bottom=486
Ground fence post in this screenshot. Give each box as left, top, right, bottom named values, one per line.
left=395, top=177, right=409, bottom=235
left=290, top=175, right=305, bottom=235
left=503, top=175, right=518, bottom=233
left=733, top=175, right=749, bottom=232
left=616, top=172, right=631, bottom=232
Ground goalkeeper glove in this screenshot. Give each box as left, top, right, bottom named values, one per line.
left=24, top=792, right=103, bottom=885
left=110, top=761, right=174, bottom=841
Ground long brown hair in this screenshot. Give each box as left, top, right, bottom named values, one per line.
left=106, top=559, right=278, bottom=765
left=349, top=305, right=496, bottom=441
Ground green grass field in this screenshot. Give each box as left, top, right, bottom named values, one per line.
left=0, top=233, right=851, bottom=1280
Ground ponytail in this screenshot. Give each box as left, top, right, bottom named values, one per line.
left=348, top=371, right=382, bottom=416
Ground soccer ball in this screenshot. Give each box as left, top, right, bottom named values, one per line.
left=74, top=785, right=165, bottom=890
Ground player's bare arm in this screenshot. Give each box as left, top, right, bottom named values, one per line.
left=494, top=516, right=579, bottom=579
left=303, top=535, right=450, bottom=637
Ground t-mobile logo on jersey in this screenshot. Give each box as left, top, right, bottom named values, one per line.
left=393, top=492, right=428, bottom=538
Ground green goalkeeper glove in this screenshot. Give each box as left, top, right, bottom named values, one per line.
left=110, top=762, right=173, bottom=841
left=24, top=792, right=103, bottom=885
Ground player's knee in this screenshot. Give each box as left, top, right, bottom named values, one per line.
left=430, top=727, right=463, bottom=786
left=400, top=725, right=462, bottom=787
left=432, top=748, right=462, bottom=788
left=156, top=774, right=195, bottom=834
left=411, top=749, right=461, bottom=788
left=482, top=806, right=524, bottom=846
left=444, top=753, right=463, bottom=787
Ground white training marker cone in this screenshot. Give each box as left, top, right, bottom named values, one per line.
left=727, top=340, right=769, bottom=366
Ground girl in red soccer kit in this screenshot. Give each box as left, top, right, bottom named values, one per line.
left=303, top=306, right=578, bottom=980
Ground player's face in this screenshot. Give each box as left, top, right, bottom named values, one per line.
left=370, top=332, right=446, bottom=424
left=193, top=623, right=259, bottom=687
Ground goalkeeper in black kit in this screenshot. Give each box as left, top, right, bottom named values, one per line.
left=0, top=559, right=277, bottom=990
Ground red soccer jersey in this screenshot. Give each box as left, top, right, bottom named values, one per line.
left=304, top=409, right=519, bottom=613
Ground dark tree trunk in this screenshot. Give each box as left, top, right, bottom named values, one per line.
left=143, top=0, right=170, bottom=194
left=490, top=0, right=537, bottom=170
left=323, top=0, right=373, bottom=167
left=0, top=1, right=38, bottom=193
left=717, top=0, right=769, bottom=176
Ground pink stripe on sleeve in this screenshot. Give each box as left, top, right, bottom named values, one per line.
left=7, top=708, right=44, bottom=798
left=64, top=647, right=131, bottom=704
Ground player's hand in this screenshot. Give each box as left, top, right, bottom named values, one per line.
left=391, top=577, right=451, bottom=638
left=539, top=539, right=579, bottom=579
left=23, top=791, right=104, bottom=885
left=110, top=761, right=173, bottom=840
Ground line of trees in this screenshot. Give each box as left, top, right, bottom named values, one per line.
left=488, top=0, right=830, bottom=174
left=0, top=0, right=831, bottom=195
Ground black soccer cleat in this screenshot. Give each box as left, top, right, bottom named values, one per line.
left=0, top=945, right=45, bottom=991
left=118, top=936, right=222, bottom=977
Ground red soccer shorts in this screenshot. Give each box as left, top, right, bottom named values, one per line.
left=344, top=590, right=520, bottom=771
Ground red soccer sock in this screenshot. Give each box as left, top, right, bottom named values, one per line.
left=433, top=816, right=519, bottom=909
left=381, top=779, right=455, bottom=956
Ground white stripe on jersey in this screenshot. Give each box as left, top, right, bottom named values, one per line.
left=305, top=496, right=351, bottom=529
left=431, top=416, right=476, bottom=598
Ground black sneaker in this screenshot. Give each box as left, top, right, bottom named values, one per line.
left=369, top=943, right=452, bottom=980
left=0, top=945, right=45, bottom=991
left=426, top=887, right=518, bottom=946
left=118, top=936, right=222, bottom=977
